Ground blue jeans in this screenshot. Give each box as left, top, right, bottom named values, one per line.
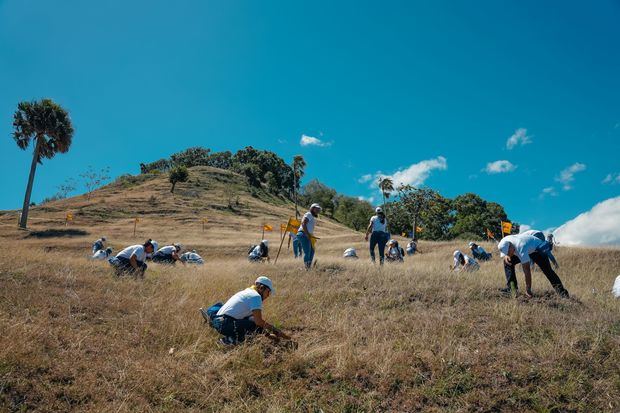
left=369, top=231, right=389, bottom=264
left=292, top=236, right=302, bottom=258
left=212, top=315, right=261, bottom=343
left=297, top=231, right=314, bottom=268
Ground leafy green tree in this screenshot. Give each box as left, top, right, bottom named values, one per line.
left=265, top=171, right=280, bottom=194
left=334, top=196, right=374, bottom=231
left=169, top=166, right=189, bottom=193
left=292, top=155, right=306, bottom=217
left=171, top=147, right=211, bottom=168
left=241, top=163, right=262, bottom=187
left=140, top=158, right=171, bottom=173
left=206, top=151, right=233, bottom=169
left=396, top=185, right=438, bottom=240
left=300, top=179, right=337, bottom=216
left=12, top=99, right=74, bottom=228
left=378, top=177, right=394, bottom=212
left=451, top=193, right=508, bottom=239
left=418, top=194, right=454, bottom=240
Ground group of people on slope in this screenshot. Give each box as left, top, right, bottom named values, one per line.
left=90, top=237, right=204, bottom=277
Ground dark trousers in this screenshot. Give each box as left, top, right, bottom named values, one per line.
left=112, top=256, right=147, bottom=275
left=152, top=253, right=176, bottom=264
left=369, top=231, right=389, bottom=264
left=212, top=315, right=262, bottom=342
left=504, top=252, right=568, bottom=295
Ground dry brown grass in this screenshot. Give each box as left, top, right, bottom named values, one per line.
left=1, top=168, right=619, bottom=412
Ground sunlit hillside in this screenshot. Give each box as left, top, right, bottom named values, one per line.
left=0, top=167, right=619, bottom=412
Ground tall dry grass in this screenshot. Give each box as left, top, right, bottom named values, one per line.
left=0, top=217, right=619, bottom=412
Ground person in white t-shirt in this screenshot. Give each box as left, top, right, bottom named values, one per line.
left=152, top=244, right=184, bottom=265
left=385, top=239, right=405, bottom=263
left=613, top=275, right=620, bottom=298
left=248, top=240, right=269, bottom=262
left=296, top=203, right=321, bottom=269
left=343, top=247, right=358, bottom=259
left=108, top=239, right=155, bottom=277
left=498, top=234, right=569, bottom=298
left=451, top=250, right=479, bottom=272
left=365, top=207, right=390, bottom=265
left=91, top=247, right=113, bottom=260
left=180, top=250, right=204, bottom=265
left=203, top=276, right=292, bottom=345
left=406, top=240, right=418, bottom=256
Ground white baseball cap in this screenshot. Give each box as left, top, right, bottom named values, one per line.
left=468, top=242, right=475, bottom=247
left=261, top=239, right=269, bottom=247
left=375, top=207, right=383, bottom=213
left=310, top=203, right=322, bottom=210
left=255, top=276, right=275, bottom=295
left=453, top=250, right=462, bottom=258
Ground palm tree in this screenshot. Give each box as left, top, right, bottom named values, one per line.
left=13, top=99, right=74, bottom=229
left=292, top=155, right=306, bottom=219
left=378, top=177, right=394, bottom=212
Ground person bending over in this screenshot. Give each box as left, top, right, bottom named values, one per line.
left=451, top=250, right=479, bottom=272
left=109, top=239, right=155, bottom=278
left=248, top=240, right=270, bottom=262
left=152, top=244, right=184, bottom=265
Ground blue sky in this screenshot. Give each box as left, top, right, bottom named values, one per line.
left=1, top=0, right=619, bottom=233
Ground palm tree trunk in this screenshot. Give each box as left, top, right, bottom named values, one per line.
left=171, top=182, right=176, bottom=193
left=19, top=137, right=42, bottom=229
left=412, top=215, right=417, bottom=241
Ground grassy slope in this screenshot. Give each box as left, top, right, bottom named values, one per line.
left=0, top=167, right=619, bottom=412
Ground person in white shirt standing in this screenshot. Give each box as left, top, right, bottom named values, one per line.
left=203, top=276, right=291, bottom=345
left=152, top=244, right=184, bottom=265
left=296, top=203, right=321, bottom=269
left=498, top=233, right=569, bottom=298
left=108, top=239, right=155, bottom=277
left=365, top=207, right=390, bottom=265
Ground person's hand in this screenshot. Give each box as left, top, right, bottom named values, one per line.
left=364, top=234, right=369, bottom=242
left=554, top=263, right=560, bottom=270
left=503, top=256, right=512, bottom=266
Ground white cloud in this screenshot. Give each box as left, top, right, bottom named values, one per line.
left=506, top=128, right=532, bottom=149
left=518, top=224, right=532, bottom=233
left=553, top=196, right=620, bottom=246
left=358, top=174, right=373, bottom=184
left=372, top=156, right=448, bottom=189
left=357, top=195, right=375, bottom=204
left=539, top=186, right=558, bottom=199
left=485, top=160, right=516, bottom=174
left=556, top=162, right=586, bottom=190
left=300, top=134, right=331, bottom=147
left=602, top=173, right=620, bottom=185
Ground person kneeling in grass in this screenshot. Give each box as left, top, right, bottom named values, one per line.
left=451, top=250, right=479, bottom=272
left=108, top=239, right=155, bottom=277
left=248, top=240, right=269, bottom=262
left=497, top=233, right=569, bottom=298
left=201, top=276, right=291, bottom=346
left=152, top=243, right=184, bottom=265
left=92, top=247, right=113, bottom=260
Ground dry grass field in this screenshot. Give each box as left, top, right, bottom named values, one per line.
left=0, top=167, right=619, bottom=412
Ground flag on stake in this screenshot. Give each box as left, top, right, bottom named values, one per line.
left=416, top=226, right=423, bottom=232
left=285, top=218, right=301, bottom=234
left=501, top=221, right=512, bottom=236
left=263, top=224, right=273, bottom=232
left=486, top=228, right=495, bottom=239
left=66, top=213, right=73, bottom=221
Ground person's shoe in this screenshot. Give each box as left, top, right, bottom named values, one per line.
left=556, top=287, right=570, bottom=298
left=199, top=308, right=210, bottom=323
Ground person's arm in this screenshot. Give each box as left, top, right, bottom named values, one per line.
left=251, top=309, right=291, bottom=340
left=301, top=216, right=309, bottom=235
left=172, top=251, right=185, bottom=265
left=365, top=218, right=373, bottom=241
left=129, top=254, right=140, bottom=270
left=521, top=262, right=533, bottom=297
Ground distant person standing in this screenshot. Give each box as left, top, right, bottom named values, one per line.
left=92, top=237, right=107, bottom=254
left=365, top=207, right=389, bottom=265
left=296, top=203, right=321, bottom=269
left=498, top=233, right=569, bottom=298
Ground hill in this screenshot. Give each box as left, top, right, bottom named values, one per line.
left=0, top=167, right=619, bottom=412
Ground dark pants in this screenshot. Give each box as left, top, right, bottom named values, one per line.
left=111, top=256, right=147, bottom=275
left=504, top=252, right=568, bottom=296
left=472, top=250, right=491, bottom=261
left=369, top=231, right=389, bottom=264
left=152, top=253, right=176, bottom=264
left=212, top=315, right=262, bottom=343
